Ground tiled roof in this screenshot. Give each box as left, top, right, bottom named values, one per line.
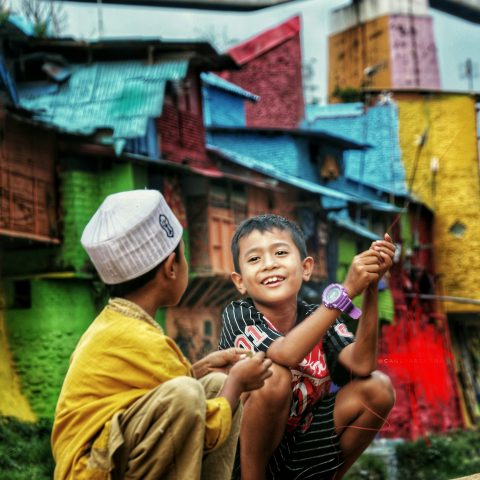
left=201, top=72, right=259, bottom=101
left=304, top=102, right=407, bottom=195
left=207, top=129, right=319, bottom=180
left=18, top=60, right=189, bottom=142
left=207, top=144, right=358, bottom=202
left=208, top=126, right=369, bottom=150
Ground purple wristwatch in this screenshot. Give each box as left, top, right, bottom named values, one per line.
left=322, top=283, right=362, bottom=320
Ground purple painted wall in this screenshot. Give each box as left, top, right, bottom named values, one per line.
left=389, top=15, right=441, bottom=89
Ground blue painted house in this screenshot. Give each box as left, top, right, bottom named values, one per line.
left=201, top=72, right=400, bottom=308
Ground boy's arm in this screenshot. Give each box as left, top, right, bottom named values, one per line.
left=338, top=234, right=395, bottom=376
left=267, top=249, right=382, bottom=367
left=338, top=283, right=379, bottom=376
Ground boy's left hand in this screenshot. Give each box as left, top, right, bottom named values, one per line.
left=371, top=233, right=396, bottom=280
left=200, top=348, right=251, bottom=374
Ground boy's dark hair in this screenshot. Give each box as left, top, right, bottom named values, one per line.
left=107, top=242, right=181, bottom=298
left=231, top=214, right=307, bottom=272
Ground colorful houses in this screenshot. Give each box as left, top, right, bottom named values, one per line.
left=0, top=16, right=376, bottom=421
left=0, top=2, right=478, bottom=449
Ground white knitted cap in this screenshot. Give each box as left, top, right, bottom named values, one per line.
left=81, top=189, right=183, bottom=285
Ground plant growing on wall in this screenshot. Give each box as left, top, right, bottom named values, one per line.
left=332, top=85, right=362, bottom=103
left=19, top=0, right=66, bottom=37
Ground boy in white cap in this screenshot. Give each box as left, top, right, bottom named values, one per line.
left=51, top=189, right=272, bottom=480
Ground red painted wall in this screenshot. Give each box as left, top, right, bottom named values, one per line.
left=156, top=74, right=214, bottom=169
left=224, top=33, right=305, bottom=128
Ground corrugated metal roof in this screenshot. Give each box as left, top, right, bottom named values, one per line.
left=201, top=72, right=259, bottom=101
left=0, top=55, right=19, bottom=105
left=18, top=60, right=189, bottom=140
left=328, top=212, right=379, bottom=241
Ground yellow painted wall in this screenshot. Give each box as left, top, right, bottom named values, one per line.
left=0, top=287, right=36, bottom=421
left=397, top=94, right=480, bottom=312
left=328, top=15, right=392, bottom=101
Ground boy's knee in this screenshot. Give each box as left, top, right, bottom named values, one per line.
left=363, top=371, right=395, bottom=411
left=200, top=371, right=228, bottom=398
left=250, top=363, right=291, bottom=406
left=162, top=376, right=206, bottom=417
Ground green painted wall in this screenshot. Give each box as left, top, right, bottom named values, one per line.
left=5, top=279, right=97, bottom=418
left=2, top=159, right=186, bottom=419
left=336, top=235, right=357, bottom=282
left=0, top=284, right=37, bottom=421
left=60, top=161, right=140, bottom=273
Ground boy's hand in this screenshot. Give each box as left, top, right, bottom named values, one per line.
left=228, top=351, right=273, bottom=392
left=370, top=233, right=396, bottom=280
left=343, top=249, right=382, bottom=298
left=193, top=348, right=248, bottom=378
left=204, top=348, right=250, bottom=373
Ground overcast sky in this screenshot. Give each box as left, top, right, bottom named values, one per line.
left=10, top=0, right=480, bottom=103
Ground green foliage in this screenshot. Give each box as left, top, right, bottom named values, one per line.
left=0, top=416, right=54, bottom=479
left=396, top=429, right=480, bottom=480
left=344, top=453, right=388, bottom=480
left=0, top=8, right=9, bottom=25
left=332, top=85, right=363, bottom=103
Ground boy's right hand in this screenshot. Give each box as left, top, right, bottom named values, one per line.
left=343, top=249, right=382, bottom=298
left=228, top=351, right=273, bottom=392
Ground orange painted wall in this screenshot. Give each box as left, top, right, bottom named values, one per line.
left=328, top=15, right=392, bottom=101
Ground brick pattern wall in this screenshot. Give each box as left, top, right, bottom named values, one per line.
left=224, top=35, right=305, bottom=129
left=60, top=170, right=101, bottom=272
left=157, top=101, right=213, bottom=168
left=397, top=93, right=480, bottom=312
left=60, top=161, right=138, bottom=272
left=5, top=279, right=96, bottom=418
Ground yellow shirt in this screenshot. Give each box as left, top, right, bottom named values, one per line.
left=52, top=298, right=232, bottom=480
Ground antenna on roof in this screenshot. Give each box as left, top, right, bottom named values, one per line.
left=459, top=58, right=479, bottom=92
left=97, top=0, right=104, bottom=37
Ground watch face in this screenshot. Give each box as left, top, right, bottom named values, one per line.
left=325, top=285, right=342, bottom=302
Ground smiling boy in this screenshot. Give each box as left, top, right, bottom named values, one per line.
left=219, top=214, right=396, bottom=480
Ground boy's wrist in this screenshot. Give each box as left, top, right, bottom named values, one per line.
left=342, top=281, right=356, bottom=299
left=322, top=283, right=362, bottom=320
